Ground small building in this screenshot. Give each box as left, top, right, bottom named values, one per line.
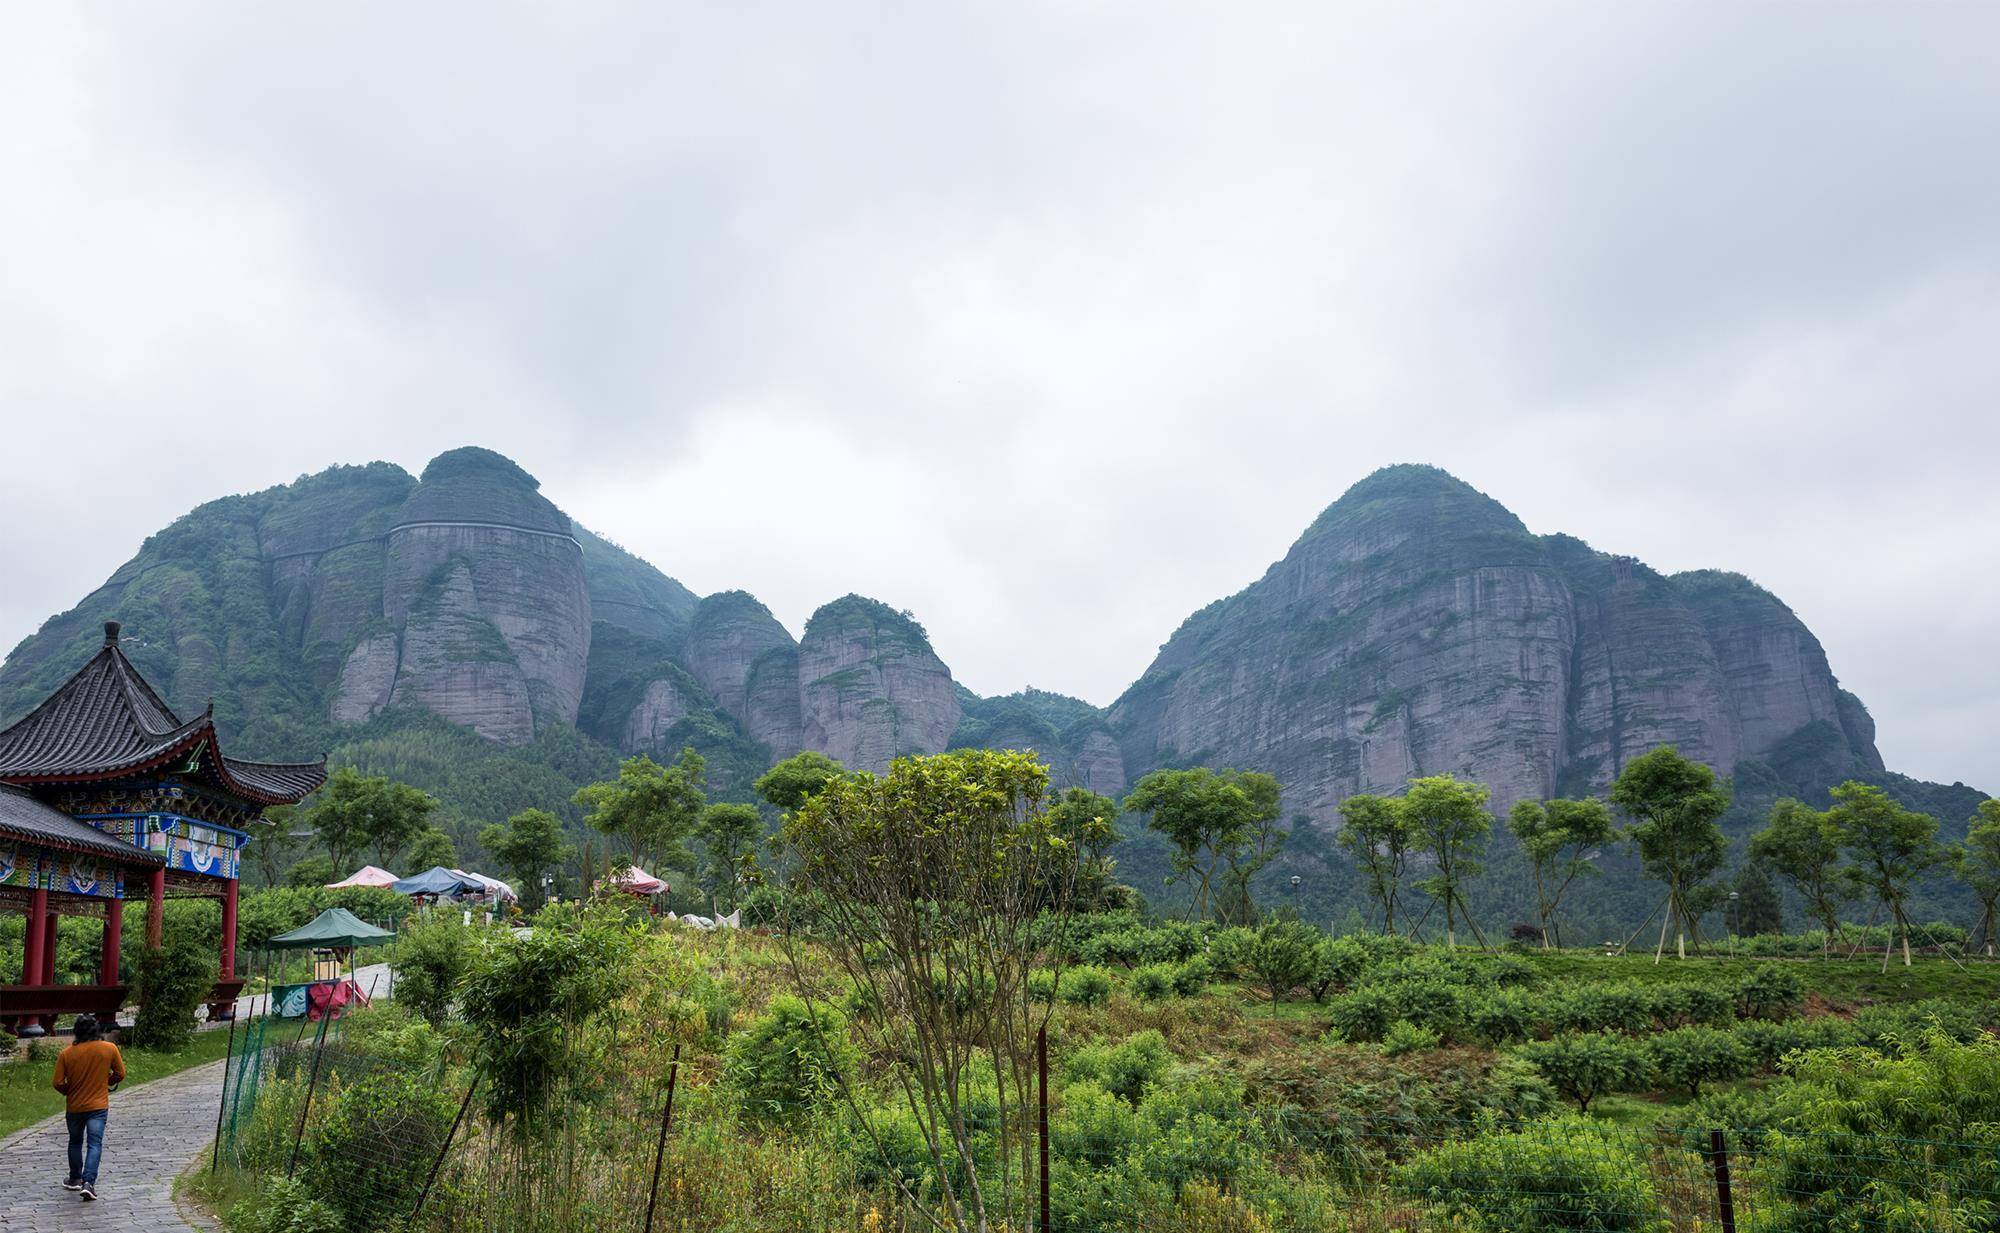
left=0, top=622, right=325, bottom=1035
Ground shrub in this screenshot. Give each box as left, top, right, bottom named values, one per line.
left=1207, top=927, right=1258, bottom=977
left=1398, top=1118, right=1669, bottom=1232
left=1249, top=920, right=1320, bottom=1002
left=1381, top=1021, right=1441, bottom=1057
left=1469, top=987, right=1535, bottom=1046
left=1552, top=982, right=1652, bottom=1035
left=1392, top=979, right=1471, bottom=1040
left=725, top=994, right=862, bottom=1117
left=1306, top=936, right=1369, bottom=1001
left=1027, top=969, right=1058, bottom=1002
left=1170, top=956, right=1212, bottom=997
left=1058, top=966, right=1115, bottom=1007
left=1646, top=1027, right=1752, bottom=1098
left=1646, top=982, right=1734, bottom=1029
left=1734, top=964, right=1804, bottom=1020
left=1734, top=1019, right=1808, bottom=1071
left=1325, top=987, right=1395, bottom=1043
left=1659, top=1087, right=1785, bottom=1153
left=1521, top=1033, right=1650, bottom=1113
left=1066, top=1030, right=1174, bottom=1104
left=1082, top=928, right=1149, bottom=969
left=389, top=914, right=476, bottom=1027
left=299, top=1070, right=456, bottom=1230
left=228, top=1176, right=344, bottom=1233
left=128, top=938, right=212, bottom=1049
left=1131, top=963, right=1176, bottom=1001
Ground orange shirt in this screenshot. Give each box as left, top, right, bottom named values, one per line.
left=51, top=1040, right=125, bottom=1114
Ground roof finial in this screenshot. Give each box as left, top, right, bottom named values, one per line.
left=103, top=620, right=122, bottom=647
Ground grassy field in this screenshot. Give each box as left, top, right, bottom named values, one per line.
left=0, top=1023, right=242, bottom=1140
left=1516, top=948, right=2000, bottom=1004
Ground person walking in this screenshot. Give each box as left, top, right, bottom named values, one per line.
left=50, top=1013, right=124, bottom=1201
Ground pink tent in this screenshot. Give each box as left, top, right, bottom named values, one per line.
left=325, top=865, right=400, bottom=889
left=602, top=865, right=668, bottom=895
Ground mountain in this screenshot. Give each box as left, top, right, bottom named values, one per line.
left=2, top=450, right=1984, bottom=923
left=1110, top=464, right=1888, bottom=826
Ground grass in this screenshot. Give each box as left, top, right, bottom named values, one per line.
left=0, top=1022, right=245, bottom=1140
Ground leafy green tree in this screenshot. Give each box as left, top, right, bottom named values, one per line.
left=1398, top=1117, right=1667, bottom=1232
left=1828, top=781, right=1952, bottom=969
left=1402, top=775, right=1493, bottom=950
left=1750, top=798, right=1854, bottom=956
left=1724, top=861, right=1784, bottom=937
left=1248, top=918, right=1320, bottom=1003
left=403, top=827, right=456, bottom=872
left=781, top=748, right=1078, bottom=1232
left=391, top=913, right=477, bottom=1027
left=284, top=854, right=337, bottom=889
left=1959, top=800, right=2000, bottom=957
left=1609, top=746, right=1730, bottom=963
left=1647, top=1026, right=1751, bottom=1097
left=1519, top=1033, right=1649, bottom=1113
left=1506, top=797, right=1617, bottom=948
left=1123, top=767, right=1285, bottom=923
left=479, top=808, right=574, bottom=909
left=128, top=938, right=213, bottom=1050
left=1336, top=793, right=1415, bottom=935
left=244, top=804, right=311, bottom=889
left=572, top=748, right=707, bottom=875
left=303, top=767, right=439, bottom=874
left=694, top=802, right=763, bottom=912
left=1044, top=788, right=1123, bottom=908
left=752, top=751, right=846, bottom=813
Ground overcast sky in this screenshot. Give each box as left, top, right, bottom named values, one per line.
left=2, top=4, right=1995, bottom=791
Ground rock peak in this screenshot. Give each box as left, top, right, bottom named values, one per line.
left=419, top=446, right=543, bottom=490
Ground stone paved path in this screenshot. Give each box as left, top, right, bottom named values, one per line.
left=0, top=1059, right=224, bottom=1232
left=0, top=963, right=396, bottom=1231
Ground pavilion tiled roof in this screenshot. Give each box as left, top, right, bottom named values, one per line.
left=0, top=623, right=326, bottom=806
left=0, top=783, right=166, bottom=864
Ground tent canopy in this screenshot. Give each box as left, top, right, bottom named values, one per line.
left=325, top=865, right=399, bottom=889
left=267, top=907, right=397, bottom=950
left=391, top=865, right=487, bottom=896
left=602, top=864, right=667, bottom=895
left=451, top=868, right=518, bottom=902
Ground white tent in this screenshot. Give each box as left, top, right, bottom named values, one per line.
left=451, top=869, right=518, bottom=903
left=325, top=865, right=400, bottom=889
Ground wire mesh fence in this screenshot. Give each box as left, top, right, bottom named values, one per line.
left=207, top=1028, right=2000, bottom=1233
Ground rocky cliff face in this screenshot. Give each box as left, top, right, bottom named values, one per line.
left=1111, top=465, right=1883, bottom=829
left=795, top=596, right=962, bottom=772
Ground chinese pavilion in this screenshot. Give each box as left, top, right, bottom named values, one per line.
left=0, top=622, right=325, bottom=1035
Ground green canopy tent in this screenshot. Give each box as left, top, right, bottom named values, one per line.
left=263, top=908, right=397, bottom=1022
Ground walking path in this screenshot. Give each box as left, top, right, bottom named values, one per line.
left=0, top=963, right=396, bottom=1232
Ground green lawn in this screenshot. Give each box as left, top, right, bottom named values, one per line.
left=0, top=1024, right=243, bottom=1140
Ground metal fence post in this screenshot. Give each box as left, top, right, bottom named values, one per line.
left=285, top=1010, right=333, bottom=1177
left=644, top=1044, right=683, bottom=1233
left=1709, top=1128, right=1738, bottom=1233
left=409, top=1077, right=479, bottom=1223
left=209, top=1006, right=241, bottom=1173
left=1038, top=1023, right=1050, bottom=1233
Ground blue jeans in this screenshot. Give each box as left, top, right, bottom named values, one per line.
left=65, top=1109, right=106, bottom=1186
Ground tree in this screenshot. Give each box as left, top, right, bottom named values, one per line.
left=1506, top=797, right=1617, bottom=949
left=303, top=767, right=438, bottom=874
left=1724, top=861, right=1784, bottom=938
left=572, top=749, right=707, bottom=875
left=1520, top=1033, right=1648, bottom=1113
left=694, top=802, right=763, bottom=912
left=1609, top=746, right=1729, bottom=963
left=1337, top=793, right=1415, bottom=935
left=479, top=808, right=574, bottom=909
left=1043, top=788, right=1123, bottom=908
left=753, top=751, right=846, bottom=813
left=780, top=749, right=1079, bottom=1233
left=1403, top=774, right=1493, bottom=950
left=1828, top=781, right=1951, bottom=970
left=245, top=804, right=311, bottom=888
left=1959, top=801, right=2000, bottom=957
left=404, top=827, right=457, bottom=871
left=1122, top=767, right=1285, bottom=923
left=1749, top=798, right=1854, bottom=956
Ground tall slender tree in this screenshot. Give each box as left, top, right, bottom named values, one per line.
left=1506, top=797, right=1617, bottom=948
left=1336, top=794, right=1414, bottom=935
left=1123, top=767, right=1284, bottom=923
left=1749, top=798, right=1853, bottom=956
left=1828, top=781, right=1951, bottom=970
left=1609, top=746, right=1729, bottom=963
left=693, top=802, right=764, bottom=912
left=1959, top=801, right=2000, bottom=958
left=480, top=807, right=575, bottom=908
left=1403, top=774, right=1494, bottom=950
left=572, top=748, right=708, bottom=877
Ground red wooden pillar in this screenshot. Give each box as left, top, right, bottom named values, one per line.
left=146, top=866, right=166, bottom=948
left=37, top=909, right=59, bottom=1031
left=220, top=878, right=238, bottom=979
left=101, top=897, right=123, bottom=984
left=22, top=887, right=47, bottom=985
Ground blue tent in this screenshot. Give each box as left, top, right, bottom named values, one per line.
left=390, top=865, right=487, bottom=896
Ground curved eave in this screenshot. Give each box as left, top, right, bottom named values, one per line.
left=0, top=824, right=167, bottom=867
left=0, top=722, right=325, bottom=807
